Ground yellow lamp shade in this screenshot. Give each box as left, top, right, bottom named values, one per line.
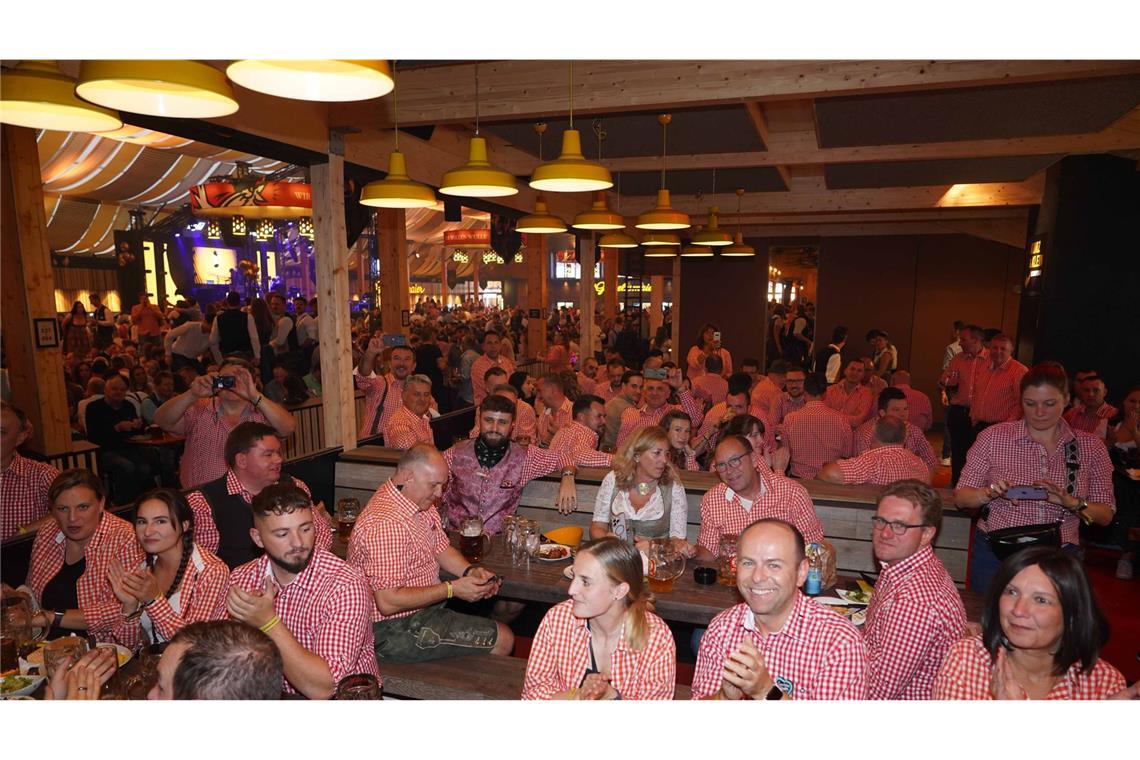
left=643, top=247, right=678, bottom=257
left=572, top=191, right=625, bottom=230
left=515, top=199, right=567, bottom=233
left=76, top=60, right=238, bottom=118
left=681, top=244, right=714, bottom=257
left=529, top=129, right=613, bottom=193
left=692, top=207, right=733, bottom=246
left=598, top=231, right=638, bottom=248
left=440, top=137, right=518, bottom=198
left=635, top=189, right=690, bottom=230
left=640, top=232, right=680, bottom=247
left=361, top=151, right=437, bottom=208
left=1, top=61, right=122, bottom=133
left=226, top=60, right=394, bottom=102
left=721, top=232, right=756, bottom=257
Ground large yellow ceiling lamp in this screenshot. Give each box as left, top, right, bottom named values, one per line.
left=691, top=170, right=733, bottom=247
left=636, top=114, right=689, bottom=231
left=361, top=66, right=436, bottom=208
left=226, top=60, right=394, bottom=101
left=76, top=61, right=238, bottom=118
left=680, top=243, right=714, bottom=257
left=440, top=63, right=517, bottom=198
left=530, top=62, right=612, bottom=193
left=721, top=188, right=756, bottom=257
left=573, top=122, right=624, bottom=229
left=641, top=232, right=680, bottom=256
left=1, top=61, right=122, bottom=133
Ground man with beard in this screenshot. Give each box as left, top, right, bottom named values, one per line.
left=220, top=483, right=380, bottom=699
left=548, top=394, right=613, bottom=468
left=769, top=366, right=808, bottom=425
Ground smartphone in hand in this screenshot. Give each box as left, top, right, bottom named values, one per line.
left=1005, top=486, right=1048, bottom=500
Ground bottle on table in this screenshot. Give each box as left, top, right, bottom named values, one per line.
left=804, top=543, right=822, bottom=596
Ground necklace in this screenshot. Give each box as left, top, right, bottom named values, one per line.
left=635, top=481, right=653, bottom=496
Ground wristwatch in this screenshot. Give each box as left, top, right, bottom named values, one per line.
left=765, top=684, right=783, bottom=701
left=52, top=610, right=64, bottom=629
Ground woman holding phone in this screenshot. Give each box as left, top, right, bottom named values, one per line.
left=687, top=323, right=732, bottom=380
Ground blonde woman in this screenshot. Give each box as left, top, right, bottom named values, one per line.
left=522, top=537, right=676, bottom=700
left=590, top=426, right=694, bottom=557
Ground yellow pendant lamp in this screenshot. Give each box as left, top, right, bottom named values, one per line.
left=361, top=68, right=437, bottom=208
left=515, top=196, right=567, bottom=233
left=440, top=63, right=517, bottom=198
left=530, top=62, right=612, bottom=193
left=692, top=208, right=733, bottom=247
left=681, top=244, right=714, bottom=257
left=226, top=60, right=394, bottom=102
left=1, top=61, right=122, bottom=133
left=573, top=192, right=624, bottom=230
left=641, top=232, right=681, bottom=249
left=76, top=60, right=238, bottom=118
left=721, top=189, right=756, bottom=257
left=598, top=231, right=637, bottom=248
left=643, top=242, right=679, bottom=258
left=636, top=114, right=690, bottom=231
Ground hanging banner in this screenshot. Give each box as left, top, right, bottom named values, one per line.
left=443, top=228, right=491, bottom=248
left=189, top=180, right=312, bottom=219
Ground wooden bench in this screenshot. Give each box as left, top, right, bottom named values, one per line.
left=379, top=654, right=691, bottom=700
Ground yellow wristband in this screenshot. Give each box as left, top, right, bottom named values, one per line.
left=568, top=688, right=579, bottom=699
left=446, top=581, right=454, bottom=600
left=260, top=615, right=280, bottom=634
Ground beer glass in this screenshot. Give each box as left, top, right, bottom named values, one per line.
left=647, top=539, right=685, bottom=594
left=44, top=636, right=89, bottom=679
left=717, top=533, right=739, bottom=586
left=459, top=516, right=489, bottom=563
left=335, top=498, right=361, bottom=541
left=336, top=673, right=381, bottom=700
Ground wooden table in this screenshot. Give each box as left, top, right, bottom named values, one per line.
left=125, top=432, right=186, bottom=447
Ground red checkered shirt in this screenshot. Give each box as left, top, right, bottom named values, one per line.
left=782, top=401, right=854, bottom=479
left=26, top=511, right=144, bottom=642
left=110, top=543, right=230, bottom=649
left=1063, top=403, right=1118, bottom=440
left=222, top=549, right=381, bottom=692
left=959, top=420, right=1115, bottom=545
left=824, top=382, right=875, bottom=428
left=594, top=382, right=621, bottom=404
left=863, top=545, right=966, bottom=699
left=696, top=470, right=824, bottom=555
left=1, top=454, right=58, bottom=540
left=750, top=376, right=782, bottom=417
left=895, top=384, right=933, bottom=431
left=770, top=393, right=807, bottom=425
left=168, top=398, right=270, bottom=489
left=354, top=371, right=406, bottom=438
left=548, top=421, right=612, bottom=469
left=521, top=599, right=676, bottom=700
left=687, top=346, right=733, bottom=380
left=855, top=419, right=938, bottom=471
left=470, top=355, right=515, bottom=406
left=383, top=404, right=434, bottom=450
left=468, top=399, right=538, bottom=444
left=576, top=372, right=597, bottom=396
left=537, top=397, right=573, bottom=445
left=943, top=349, right=987, bottom=407
left=616, top=389, right=703, bottom=448
left=971, top=359, right=1029, bottom=424
left=691, top=594, right=868, bottom=700
left=695, top=403, right=775, bottom=453
left=836, top=445, right=931, bottom=485
left=186, top=471, right=332, bottom=557
left=346, top=480, right=450, bottom=622
left=932, top=635, right=1125, bottom=700
left=693, top=374, right=728, bottom=407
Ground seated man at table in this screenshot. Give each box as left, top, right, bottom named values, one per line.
left=535, top=372, right=573, bottom=446
left=348, top=444, right=514, bottom=663
left=817, top=416, right=932, bottom=486
left=547, top=394, right=612, bottom=468
left=863, top=480, right=965, bottom=699
left=186, top=421, right=331, bottom=569
left=692, top=519, right=868, bottom=700
left=149, top=620, right=283, bottom=700
left=696, top=436, right=824, bottom=562
left=382, top=374, right=435, bottom=450
left=852, top=387, right=938, bottom=472
left=84, top=375, right=156, bottom=503
left=220, top=483, right=380, bottom=699
left=467, top=382, right=538, bottom=446
left=692, top=381, right=772, bottom=460
left=1, top=401, right=59, bottom=539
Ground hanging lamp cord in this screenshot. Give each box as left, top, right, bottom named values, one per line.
left=474, top=63, right=480, bottom=135
left=393, top=64, right=400, bottom=150
left=568, top=61, right=574, bottom=130
left=660, top=119, right=668, bottom=190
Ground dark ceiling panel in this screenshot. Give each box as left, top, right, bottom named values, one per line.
left=825, top=154, right=1063, bottom=189
left=619, top=166, right=786, bottom=196
left=816, top=75, right=1140, bottom=147
left=482, top=105, right=765, bottom=158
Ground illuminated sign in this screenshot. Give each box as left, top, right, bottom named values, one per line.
left=443, top=228, right=490, bottom=248
left=1026, top=237, right=1046, bottom=285
left=617, top=281, right=651, bottom=293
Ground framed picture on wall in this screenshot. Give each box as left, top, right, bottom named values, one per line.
left=34, top=318, right=59, bottom=348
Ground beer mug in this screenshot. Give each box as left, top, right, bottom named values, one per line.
left=44, top=636, right=89, bottom=680
left=717, top=533, right=739, bottom=586
left=459, top=516, right=489, bottom=563
left=335, top=498, right=361, bottom=541
left=647, top=539, right=685, bottom=594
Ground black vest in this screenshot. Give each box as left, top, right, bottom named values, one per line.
left=93, top=305, right=115, bottom=343
left=815, top=344, right=839, bottom=377
left=216, top=309, right=253, bottom=356
left=198, top=475, right=285, bottom=569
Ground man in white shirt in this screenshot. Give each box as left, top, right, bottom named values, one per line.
left=166, top=309, right=215, bottom=374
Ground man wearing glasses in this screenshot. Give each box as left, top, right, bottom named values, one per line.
left=695, top=436, right=824, bottom=562
left=863, top=480, right=965, bottom=699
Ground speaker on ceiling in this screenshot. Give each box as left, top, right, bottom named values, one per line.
left=444, top=199, right=462, bottom=222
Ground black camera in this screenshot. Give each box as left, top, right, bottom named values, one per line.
left=212, top=375, right=236, bottom=391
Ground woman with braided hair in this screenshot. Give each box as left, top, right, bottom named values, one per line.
left=108, top=488, right=229, bottom=650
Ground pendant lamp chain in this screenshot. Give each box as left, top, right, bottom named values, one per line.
left=659, top=114, right=670, bottom=190
left=474, top=63, right=481, bottom=136
left=568, top=61, right=574, bottom=130
left=393, top=65, right=400, bottom=150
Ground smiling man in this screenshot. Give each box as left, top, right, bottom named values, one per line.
left=382, top=374, right=436, bottom=449
left=692, top=519, right=867, bottom=700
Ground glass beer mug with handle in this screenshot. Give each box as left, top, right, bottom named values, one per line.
left=647, top=539, right=685, bottom=594
left=1, top=592, right=45, bottom=659
left=335, top=498, right=361, bottom=541
left=459, top=515, right=490, bottom=563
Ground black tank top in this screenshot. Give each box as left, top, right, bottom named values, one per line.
left=41, top=557, right=86, bottom=639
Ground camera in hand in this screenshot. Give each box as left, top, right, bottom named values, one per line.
left=212, top=375, right=236, bottom=391
left=644, top=368, right=667, bottom=380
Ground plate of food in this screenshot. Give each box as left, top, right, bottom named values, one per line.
left=836, top=588, right=872, bottom=605
left=814, top=597, right=867, bottom=626
left=538, top=543, right=572, bottom=562
left=0, top=674, right=44, bottom=698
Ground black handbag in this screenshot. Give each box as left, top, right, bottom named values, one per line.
left=982, top=438, right=1078, bottom=561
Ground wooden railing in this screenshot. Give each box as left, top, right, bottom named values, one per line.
left=31, top=440, right=101, bottom=475
left=279, top=392, right=366, bottom=462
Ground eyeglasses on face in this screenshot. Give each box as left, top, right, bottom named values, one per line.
left=713, top=453, right=747, bottom=473
left=870, top=516, right=927, bottom=535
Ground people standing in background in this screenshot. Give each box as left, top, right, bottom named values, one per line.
left=90, top=293, right=117, bottom=351
left=969, top=333, right=1029, bottom=435
left=940, top=324, right=987, bottom=485
left=867, top=329, right=898, bottom=380
left=211, top=292, right=260, bottom=367
left=815, top=326, right=847, bottom=384
left=61, top=302, right=92, bottom=358
left=131, top=294, right=166, bottom=354
left=890, top=370, right=933, bottom=432
left=688, top=323, right=733, bottom=380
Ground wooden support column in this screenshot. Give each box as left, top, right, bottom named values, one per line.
left=602, top=248, right=619, bottom=319
left=311, top=152, right=356, bottom=454
left=376, top=209, right=409, bottom=336
left=579, top=234, right=597, bottom=364
left=0, top=125, right=70, bottom=454
left=440, top=248, right=448, bottom=306
left=649, top=275, right=665, bottom=338
left=525, top=233, right=548, bottom=360
left=670, top=257, right=682, bottom=365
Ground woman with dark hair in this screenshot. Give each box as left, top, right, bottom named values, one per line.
left=108, top=488, right=229, bottom=649
left=687, top=322, right=732, bottom=380
left=1106, top=384, right=1140, bottom=579
left=509, top=370, right=537, bottom=407
left=660, top=410, right=700, bottom=471
left=933, top=547, right=1128, bottom=699
left=954, top=363, right=1116, bottom=591
left=719, top=413, right=789, bottom=476
left=522, top=537, right=676, bottom=700
left=61, top=301, right=92, bottom=358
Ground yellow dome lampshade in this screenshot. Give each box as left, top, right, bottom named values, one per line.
left=635, top=189, right=690, bottom=230
left=721, top=232, right=756, bottom=257
left=572, top=192, right=625, bottom=230
left=643, top=244, right=678, bottom=258
left=692, top=207, right=734, bottom=247
left=439, top=136, right=518, bottom=198
left=641, top=232, right=681, bottom=247
left=515, top=198, right=567, bottom=234
left=529, top=129, right=613, bottom=193
left=360, top=151, right=437, bottom=208
left=681, top=244, right=714, bottom=258
left=226, top=60, right=394, bottom=102
left=1, top=61, right=122, bottom=133
left=598, top=230, right=638, bottom=248
left=76, top=60, right=238, bottom=118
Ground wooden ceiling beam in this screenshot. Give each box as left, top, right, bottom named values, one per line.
left=730, top=218, right=1028, bottom=247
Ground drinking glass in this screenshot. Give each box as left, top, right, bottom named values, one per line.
left=336, top=673, right=381, bottom=700
left=95, top=643, right=123, bottom=699
left=524, top=525, right=541, bottom=569
left=1, top=594, right=43, bottom=658
left=717, top=533, right=739, bottom=586
left=459, top=515, right=489, bottom=563
left=43, top=636, right=89, bottom=679
left=336, top=498, right=361, bottom=541
left=514, top=520, right=537, bottom=567
left=502, top=516, right=518, bottom=555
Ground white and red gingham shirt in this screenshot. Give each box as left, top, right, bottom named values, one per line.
left=959, top=420, right=1115, bottom=545
left=594, top=381, right=621, bottom=404
left=837, top=445, right=931, bottom=486
left=695, top=402, right=775, bottom=452
left=1, top=454, right=58, bottom=540
left=782, top=401, right=854, bottom=479
left=537, top=397, right=573, bottom=446
left=470, top=355, right=515, bottom=406
left=222, top=549, right=381, bottom=693
left=468, top=399, right=538, bottom=444
left=895, top=384, right=933, bottom=431
left=186, top=471, right=332, bottom=556
left=944, top=349, right=987, bottom=407
left=382, top=404, right=434, bottom=450
left=692, top=594, right=868, bottom=700
left=548, top=420, right=612, bottom=469
left=824, top=382, right=875, bottom=428
left=863, top=545, right=966, bottom=699
left=932, top=635, right=1125, bottom=700
left=521, top=599, right=677, bottom=700
left=692, top=374, right=729, bottom=407
left=1063, top=403, right=1118, bottom=440
left=168, top=398, right=271, bottom=489
left=576, top=372, right=597, bottom=396
left=27, top=511, right=144, bottom=642
left=110, top=543, right=230, bottom=650
left=345, top=480, right=450, bottom=622
left=696, top=470, right=824, bottom=555
left=750, top=376, right=782, bottom=417
left=855, top=419, right=938, bottom=471
left=354, top=371, right=407, bottom=438
left=770, top=393, right=807, bottom=425
left=971, top=359, right=1029, bottom=424
left=616, top=390, right=704, bottom=448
